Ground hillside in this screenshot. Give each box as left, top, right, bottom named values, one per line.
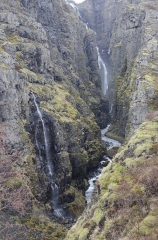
left=66, top=0, right=158, bottom=239
left=0, top=0, right=109, bottom=239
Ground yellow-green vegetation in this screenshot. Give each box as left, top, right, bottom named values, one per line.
left=20, top=215, right=67, bottom=240
left=0, top=63, right=8, bottom=70
left=64, top=186, right=86, bottom=217
left=0, top=118, right=68, bottom=240
left=65, top=117, right=158, bottom=240
left=114, top=41, right=122, bottom=48
left=29, top=82, right=79, bottom=123
left=105, top=123, right=125, bottom=143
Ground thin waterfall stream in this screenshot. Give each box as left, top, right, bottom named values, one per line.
left=32, top=93, right=53, bottom=177
left=31, top=92, right=73, bottom=219
left=97, top=47, right=108, bottom=95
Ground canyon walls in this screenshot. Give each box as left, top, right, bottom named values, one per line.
left=65, top=0, right=158, bottom=239
left=79, top=0, right=158, bottom=140
left=1, top=0, right=158, bottom=239
left=0, top=0, right=109, bottom=238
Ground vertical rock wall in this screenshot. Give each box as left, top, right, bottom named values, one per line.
left=0, top=0, right=109, bottom=238
left=79, top=0, right=158, bottom=139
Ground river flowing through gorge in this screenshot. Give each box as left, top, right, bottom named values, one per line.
left=85, top=126, right=121, bottom=204
left=64, top=0, right=121, bottom=205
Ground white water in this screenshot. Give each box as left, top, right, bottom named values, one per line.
left=69, top=2, right=80, bottom=15
left=32, top=93, right=65, bottom=218
left=65, top=1, right=108, bottom=95
left=50, top=184, right=65, bottom=217
left=32, top=93, right=53, bottom=177
left=63, top=3, right=111, bottom=203
left=97, top=47, right=108, bottom=95
left=101, top=125, right=121, bottom=150
left=85, top=126, right=121, bottom=204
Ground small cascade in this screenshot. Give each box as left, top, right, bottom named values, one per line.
left=85, top=126, right=121, bottom=204
left=65, top=1, right=89, bottom=29
left=69, top=2, right=80, bottom=15
left=31, top=92, right=66, bottom=218
left=50, top=183, right=65, bottom=218
left=97, top=47, right=108, bottom=95
left=101, top=125, right=121, bottom=150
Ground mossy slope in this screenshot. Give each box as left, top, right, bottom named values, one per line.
left=65, top=116, right=158, bottom=240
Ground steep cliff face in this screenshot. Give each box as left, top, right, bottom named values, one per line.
left=66, top=0, right=158, bottom=239
left=79, top=0, right=158, bottom=140
left=0, top=0, right=109, bottom=238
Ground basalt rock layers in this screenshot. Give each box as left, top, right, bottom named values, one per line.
left=0, top=0, right=109, bottom=239
left=65, top=0, right=158, bottom=239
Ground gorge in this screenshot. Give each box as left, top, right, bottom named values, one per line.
left=0, top=0, right=158, bottom=239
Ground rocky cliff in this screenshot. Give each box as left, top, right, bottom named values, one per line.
left=79, top=0, right=158, bottom=140
left=0, top=0, right=109, bottom=239
left=65, top=0, right=158, bottom=239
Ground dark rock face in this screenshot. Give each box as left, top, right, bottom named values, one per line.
left=66, top=1, right=158, bottom=239
left=0, top=0, right=109, bottom=236
left=79, top=0, right=158, bottom=140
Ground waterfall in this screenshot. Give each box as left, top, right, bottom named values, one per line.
left=64, top=0, right=112, bottom=205
left=97, top=47, right=108, bottom=95
left=31, top=92, right=66, bottom=218
left=65, top=1, right=108, bottom=95
left=69, top=2, right=80, bottom=15
left=32, top=93, right=53, bottom=177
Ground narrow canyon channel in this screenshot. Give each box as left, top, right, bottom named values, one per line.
left=85, top=125, right=121, bottom=204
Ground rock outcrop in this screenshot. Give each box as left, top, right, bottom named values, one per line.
left=0, top=0, right=109, bottom=238
left=79, top=0, right=158, bottom=140
left=65, top=0, right=158, bottom=239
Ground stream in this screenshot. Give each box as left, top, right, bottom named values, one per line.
left=85, top=125, right=121, bottom=204
left=64, top=0, right=122, bottom=207
left=31, top=0, right=121, bottom=219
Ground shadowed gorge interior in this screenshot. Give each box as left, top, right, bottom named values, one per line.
left=0, top=0, right=158, bottom=239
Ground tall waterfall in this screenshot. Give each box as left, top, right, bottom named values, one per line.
left=65, top=1, right=108, bottom=94
left=31, top=92, right=66, bottom=218
left=32, top=93, right=53, bottom=177
left=97, top=47, right=108, bottom=95
left=65, top=0, right=112, bottom=204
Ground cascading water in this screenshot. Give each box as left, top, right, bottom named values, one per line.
left=85, top=125, right=121, bottom=204
left=64, top=0, right=119, bottom=205
left=32, top=93, right=53, bottom=177
left=65, top=1, right=108, bottom=94
left=31, top=92, right=67, bottom=218
left=97, top=47, right=108, bottom=95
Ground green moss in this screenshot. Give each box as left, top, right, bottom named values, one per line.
left=99, top=163, right=125, bottom=195
left=66, top=187, right=86, bottom=217
left=20, top=68, right=39, bottom=81
left=0, top=63, right=8, bottom=70
left=148, top=90, right=158, bottom=110
left=7, top=35, right=19, bottom=44
left=105, top=130, right=124, bottom=143
left=78, top=228, right=89, bottom=240
left=5, top=178, right=22, bottom=189
left=20, top=216, right=67, bottom=240
left=91, top=207, right=105, bottom=225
